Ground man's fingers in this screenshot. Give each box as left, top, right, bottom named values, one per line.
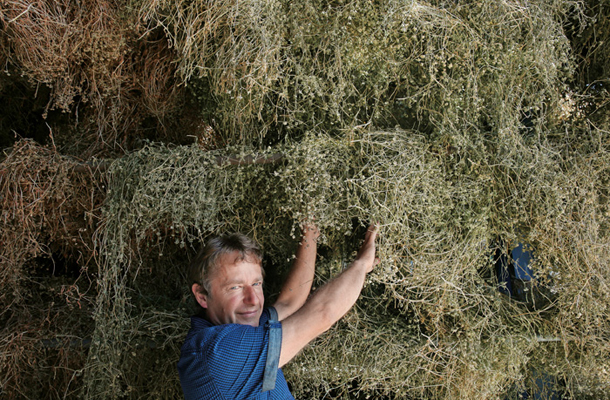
left=365, top=223, right=379, bottom=242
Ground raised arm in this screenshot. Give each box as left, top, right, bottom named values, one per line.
left=273, top=224, right=320, bottom=321
left=278, top=225, right=379, bottom=367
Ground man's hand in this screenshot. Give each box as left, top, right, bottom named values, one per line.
left=302, top=222, right=320, bottom=243
left=355, top=224, right=380, bottom=273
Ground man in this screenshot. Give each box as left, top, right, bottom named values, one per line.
left=178, top=224, right=379, bottom=399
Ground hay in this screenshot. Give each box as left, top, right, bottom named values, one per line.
left=283, top=128, right=610, bottom=399
left=1, top=0, right=610, bottom=399
left=0, top=0, right=130, bottom=120
left=0, top=140, right=102, bottom=399
left=569, top=0, right=610, bottom=132
left=0, top=0, right=186, bottom=157
left=84, top=123, right=609, bottom=398
left=141, top=0, right=578, bottom=148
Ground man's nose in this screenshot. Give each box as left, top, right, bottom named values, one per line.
left=243, top=286, right=259, bottom=305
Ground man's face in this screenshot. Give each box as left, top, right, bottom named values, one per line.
left=197, top=251, right=265, bottom=327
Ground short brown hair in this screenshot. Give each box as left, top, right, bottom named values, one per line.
left=189, top=233, right=263, bottom=297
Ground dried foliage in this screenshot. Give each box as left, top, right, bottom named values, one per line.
left=0, top=0, right=185, bottom=156
left=570, top=0, right=610, bottom=85
left=141, top=0, right=578, bottom=147
left=568, top=0, right=610, bottom=130
left=0, top=140, right=103, bottom=399
left=2, top=0, right=610, bottom=399
left=83, top=122, right=609, bottom=398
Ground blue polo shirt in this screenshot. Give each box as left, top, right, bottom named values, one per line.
left=178, top=307, right=294, bottom=399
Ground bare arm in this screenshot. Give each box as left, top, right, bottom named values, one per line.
left=278, top=225, right=379, bottom=367
left=273, top=224, right=320, bottom=321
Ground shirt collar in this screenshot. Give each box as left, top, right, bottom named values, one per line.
left=190, top=308, right=270, bottom=329
left=191, top=315, right=213, bottom=330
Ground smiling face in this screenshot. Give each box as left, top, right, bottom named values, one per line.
left=192, top=251, right=265, bottom=327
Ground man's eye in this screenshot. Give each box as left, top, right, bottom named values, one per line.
left=229, top=286, right=241, bottom=291
left=253, top=281, right=262, bottom=287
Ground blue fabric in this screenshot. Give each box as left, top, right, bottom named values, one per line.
left=178, top=307, right=294, bottom=400
left=512, top=243, right=534, bottom=281
left=262, top=307, right=281, bottom=392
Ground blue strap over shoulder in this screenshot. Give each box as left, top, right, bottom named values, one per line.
left=262, top=307, right=281, bottom=392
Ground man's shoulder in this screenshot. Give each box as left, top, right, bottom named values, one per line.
left=188, top=307, right=273, bottom=332
left=178, top=308, right=293, bottom=400
left=181, top=308, right=274, bottom=351
left=182, top=316, right=244, bottom=349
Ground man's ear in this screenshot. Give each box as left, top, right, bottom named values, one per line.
left=192, top=283, right=208, bottom=309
